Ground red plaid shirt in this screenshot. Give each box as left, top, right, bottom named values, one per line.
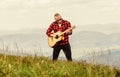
left=46, top=19, right=72, bottom=46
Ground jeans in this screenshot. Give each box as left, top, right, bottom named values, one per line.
left=52, top=43, right=72, bottom=61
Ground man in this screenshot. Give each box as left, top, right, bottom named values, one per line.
left=46, top=13, right=73, bottom=61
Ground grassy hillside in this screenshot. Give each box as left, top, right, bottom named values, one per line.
left=0, top=54, right=120, bottom=77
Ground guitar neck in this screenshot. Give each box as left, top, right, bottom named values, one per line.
left=60, top=27, right=74, bottom=36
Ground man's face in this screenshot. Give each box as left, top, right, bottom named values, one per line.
left=54, top=15, right=62, bottom=21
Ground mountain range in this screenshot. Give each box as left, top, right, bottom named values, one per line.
left=0, top=27, right=120, bottom=54
left=0, top=28, right=120, bottom=67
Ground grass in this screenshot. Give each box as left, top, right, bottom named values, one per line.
left=0, top=54, right=119, bottom=77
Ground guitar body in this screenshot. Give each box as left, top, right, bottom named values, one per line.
left=47, top=26, right=76, bottom=48
left=48, top=31, right=64, bottom=48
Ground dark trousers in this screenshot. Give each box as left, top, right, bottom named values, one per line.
left=53, top=43, right=72, bottom=61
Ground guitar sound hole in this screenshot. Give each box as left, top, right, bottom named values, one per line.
left=55, top=35, right=59, bottom=39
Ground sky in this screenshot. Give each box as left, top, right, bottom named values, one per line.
left=0, top=0, right=120, bottom=34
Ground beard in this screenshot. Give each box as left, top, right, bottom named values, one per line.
left=57, top=18, right=63, bottom=23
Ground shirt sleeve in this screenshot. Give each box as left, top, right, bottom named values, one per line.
left=46, top=24, right=53, bottom=37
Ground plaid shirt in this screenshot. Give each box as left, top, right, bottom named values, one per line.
left=46, top=19, right=72, bottom=46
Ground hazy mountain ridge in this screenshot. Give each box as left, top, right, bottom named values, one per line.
left=71, top=31, right=120, bottom=48
left=0, top=28, right=120, bottom=49
left=0, top=28, right=120, bottom=67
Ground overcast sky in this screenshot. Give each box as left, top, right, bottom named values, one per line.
left=0, top=0, right=120, bottom=34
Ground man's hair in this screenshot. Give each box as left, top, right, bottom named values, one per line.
left=54, top=13, right=61, bottom=16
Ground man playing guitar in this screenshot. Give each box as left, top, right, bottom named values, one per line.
left=46, top=13, right=73, bottom=61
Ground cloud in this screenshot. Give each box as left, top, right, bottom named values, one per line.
left=0, top=0, right=52, bottom=9
left=0, top=0, right=120, bottom=34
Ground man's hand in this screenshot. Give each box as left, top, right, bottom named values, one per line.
left=50, top=33, right=57, bottom=38
left=66, top=30, right=72, bottom=35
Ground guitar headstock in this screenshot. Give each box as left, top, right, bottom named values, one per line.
left=72, top=25, right=76, bottom=29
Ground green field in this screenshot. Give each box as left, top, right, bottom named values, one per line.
left=0, top=54, right=120, bottom=77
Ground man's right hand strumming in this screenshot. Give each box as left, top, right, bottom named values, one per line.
left=50, top=33, right=57, bottom=38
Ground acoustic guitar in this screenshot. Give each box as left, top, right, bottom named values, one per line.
left=48, top=26, right=76, bottom=48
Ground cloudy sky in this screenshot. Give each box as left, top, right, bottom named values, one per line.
left=0, top=0, right=120, bottom=34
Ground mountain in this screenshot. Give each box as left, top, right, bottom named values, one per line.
left=109, top=33, right=120, bottom=45
left=0, top=28, right=120, bottom=57
left=0, top=28, right=120, bottom=68
left=0, top=28, right=50, bottom=56
left=71, top=31, right=109, bottom=48
left=79, top=49, right=120, bottom=68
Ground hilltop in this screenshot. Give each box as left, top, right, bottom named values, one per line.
left=0, top=54, right=119, bottom=77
